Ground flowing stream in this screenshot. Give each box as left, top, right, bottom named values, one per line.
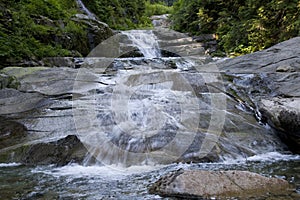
left=76, top=0, right=96, bottom=19
left=121, top=30, right=161, bottom=58
left=1, top=2, right=300, bottom=199
left=1, top=29, right=299, bottom=199
left=0, top=154, right=299, bottom=199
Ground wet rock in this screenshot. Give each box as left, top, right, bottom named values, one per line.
left=149, top=170, right=293, bottom=199
left=71, top=14, right=114, bottom=52
left=259, top=98, right=300, bottom=154
left=20, top=135, right=87, bottom=166
left=0, top=117, right=28, bottom=149
left=214, top=37, right=300, bottom=154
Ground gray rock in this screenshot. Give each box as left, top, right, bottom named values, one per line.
left=218, top=37, right=300, bottom=73
left=0, top=89, right=46, bottom=114
left=149, top=170, right=293, bottom=199
left=153, top=27, right=217, bottom=56
left=260, top=98, right=300, bottom=153
left=150, top=14, right=171, bottom=28
left=0, top=117, right=28, bottom=150
left=0, top=73, right=19, bottom=89
left=21, top=135, right=88, bottom=166
left=42, top=57, right=76, bottom=68
left=208, top=37, right=300, bottom=153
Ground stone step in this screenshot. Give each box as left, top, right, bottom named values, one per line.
left=153, top=28, right=190, bottom=41
left=157, top=37, right=195, bottom=47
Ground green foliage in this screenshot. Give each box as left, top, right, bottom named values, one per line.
left=145, top=1, right=173, bottom=17
left=0, top=0, right=84, bottom=65
left=82, top=0, right=173, bottom=30
left=82, top=0, right=149, bottom=30
left=0, top=0, right=174, bottom=65
left=172, top=0, right=300, bottom=55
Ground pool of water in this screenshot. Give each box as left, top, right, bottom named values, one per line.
left=0, top=152, right=299, bottom=199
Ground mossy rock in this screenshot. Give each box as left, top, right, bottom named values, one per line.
left=0, top=73, right=20, bottom=89
left=1, top=67, right=49, bottom=79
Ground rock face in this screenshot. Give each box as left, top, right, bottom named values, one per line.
left=260, top=98, right=300, bottom=154
left=218, top=37, right=300, bottom=73
left=0, top=31, right=300, bottom=166
left=0, top=134, right=88, bottom=166
left=0, top=117, right=28, bottom=150
left=151, top=14, right=171, bottom=28
left=0, top=73, right=19, bottom=89
left=71, top=14, right=114, bottom=53
left=21, top=135, right=88, bottom=166
left=214, top=36, right=300, bottom=154
left=150, top=14, right=217, bottom=56
left=149, top=170, right=293, bottom=199
left=153, top=27, right=207, bottom=56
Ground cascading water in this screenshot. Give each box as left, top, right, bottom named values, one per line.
left=122, top=30, right=161, bottom=58
left=1, top=9, right=300, bottom=199
left=76, top=0, right=96, bottom=19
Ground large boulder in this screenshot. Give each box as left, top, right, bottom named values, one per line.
left=0, top=117, right=28, bottom=150
left=21, top=135, right=88, bottom=166
left=0, top=134, right=88, bottom=166
left=149, top=169, right=294, bottom=199
left=260, top=98, right=300, bottom=154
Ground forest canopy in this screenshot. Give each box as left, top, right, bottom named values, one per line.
left=1, top=0, right=299, bottom=66
left=171, top=0, right=300, bottom=55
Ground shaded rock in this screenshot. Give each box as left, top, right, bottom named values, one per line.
left=0, top=73, right=19, bottom=89
left=276, top=65, right=296, bottom=72
left=20, top=135, right=87, bottom=166
left=0, top=134, right=88, bottom=166
left=42, top=57, right=76, bottom=68
left=71, top=13, right=114, bottom=52
left=149, top=170, right=293, bottom=199
left=151, top=14, right=171, bottom=28
left=0, top=117, right=28, bottom=149
left=192, top=34, right=216, bottom=42
left=259, top=98, right=300, bottom=154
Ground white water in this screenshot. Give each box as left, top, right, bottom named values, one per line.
left=34, top=164, right=165, bottom=179
left=76, top=0, right=96, bottom=19
left=223, top=152, right=300, bottom=164
left=122, top=30, right=161, bottom=58
left=32, top=152, right=300, bottom=178
left=0, top=163, right=21, bottom=167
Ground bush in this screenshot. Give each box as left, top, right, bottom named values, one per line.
left=171, top=0, right=300, bottom=56
left=145, top=1, right=173, bottom=17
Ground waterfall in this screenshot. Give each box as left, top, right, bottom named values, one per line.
left=76, top=0, right=96, bottom=19
left=122, top=30, right=161, bottom=58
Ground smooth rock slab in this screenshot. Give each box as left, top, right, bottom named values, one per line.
left=149, top=170, right=293, bottom=199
